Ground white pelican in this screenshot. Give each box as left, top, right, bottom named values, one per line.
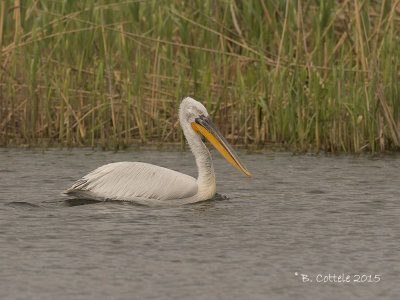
left=63, top=97, right=251, bottom=205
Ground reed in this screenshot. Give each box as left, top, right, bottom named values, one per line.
left=0, top=0, right=399, bottom=153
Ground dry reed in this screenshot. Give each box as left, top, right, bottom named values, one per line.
left=0, top=0, right=399, bottom=153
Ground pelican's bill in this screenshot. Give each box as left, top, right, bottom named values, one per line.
left=191, top=115, right=252, bottom=178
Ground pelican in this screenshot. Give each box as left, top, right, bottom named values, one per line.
left=63, top=97, right=251, bottom=205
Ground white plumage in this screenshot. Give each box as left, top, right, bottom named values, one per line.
left=64, top=162, right=198, bottom=202
left=63, top=97, right=250, bottom=205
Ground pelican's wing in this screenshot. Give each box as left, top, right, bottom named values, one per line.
left=64, top=162, right=198, bottom=201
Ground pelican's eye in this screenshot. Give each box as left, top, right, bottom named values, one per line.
left=195, top=114, right=206, bottom=123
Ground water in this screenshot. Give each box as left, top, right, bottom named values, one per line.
left=0, top=148, right=399, bottom=300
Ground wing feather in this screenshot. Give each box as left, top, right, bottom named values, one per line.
left=64, top=162, right=198, bottom=201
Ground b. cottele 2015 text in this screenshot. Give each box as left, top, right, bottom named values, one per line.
left=295, top=273, right=381, bottom=283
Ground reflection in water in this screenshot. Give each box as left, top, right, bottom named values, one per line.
left=0, top=148, right=399, bottom=299
left=63, top=192, right=229, bottom=208
left=64, top=198, right=102, bottom=207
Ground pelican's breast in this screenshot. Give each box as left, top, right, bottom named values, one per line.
left=64, top=162, right=198, bottom=201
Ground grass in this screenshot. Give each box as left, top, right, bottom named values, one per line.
left=0, top=0, right=399, bottom=153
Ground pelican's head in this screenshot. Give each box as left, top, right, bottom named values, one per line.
left=179, top=97, right=251, bottom=178
left=179, top=97, right=209, bottom=124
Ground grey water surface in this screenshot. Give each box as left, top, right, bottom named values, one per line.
left=0, top=148, right=399, bottom=300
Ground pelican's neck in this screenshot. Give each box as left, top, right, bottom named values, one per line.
left=181, top=121, right=215, bottom=187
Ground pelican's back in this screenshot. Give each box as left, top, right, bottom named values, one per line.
left=64, top=162, right=198, bottom=201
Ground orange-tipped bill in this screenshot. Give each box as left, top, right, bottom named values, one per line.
left=191, top=115, right=252, bottom=178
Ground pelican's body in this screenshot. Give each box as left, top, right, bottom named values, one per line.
left=64, top=97, right=250, bottom=205
left=64, top=161, right=215, bottom=205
